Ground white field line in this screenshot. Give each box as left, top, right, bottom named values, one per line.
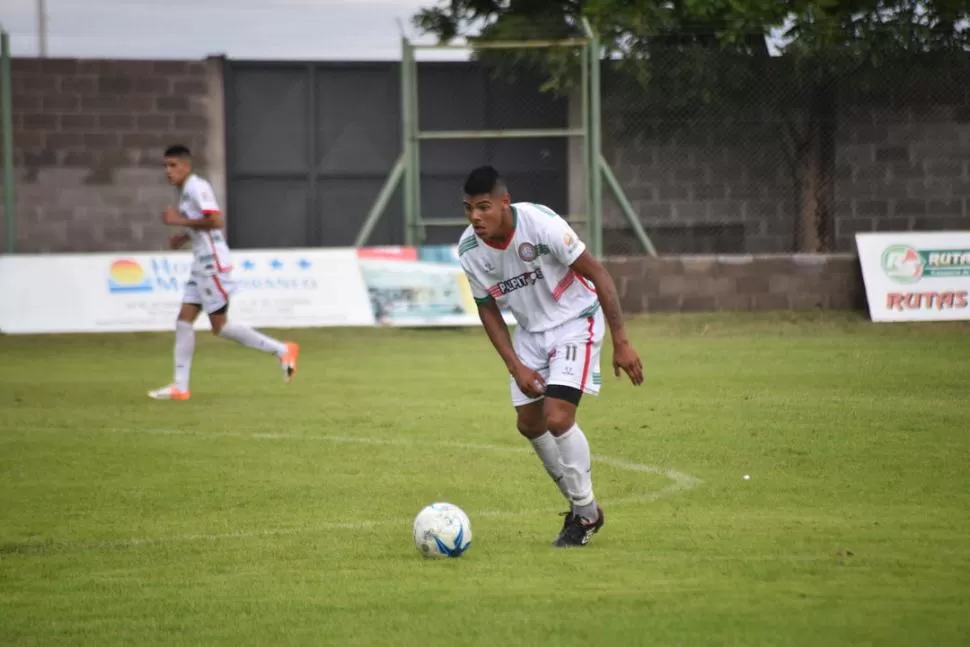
left=5, top=426, right=702, bottom=554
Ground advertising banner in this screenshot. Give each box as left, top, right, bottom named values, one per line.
left=356, top=245, right=516, bottom=327
left=855, top=232, right=970, bottom=322
left=0, top=249, right=375, bottom=334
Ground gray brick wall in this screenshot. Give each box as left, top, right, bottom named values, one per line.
left=602, top=75, right=970, bottom=255
left=0, top=58, right=216, bottom=253
left=603, top=254, right=865, bottom=313
left=2, top=56, right=967, bottom=259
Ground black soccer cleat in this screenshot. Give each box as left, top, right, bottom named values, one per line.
left=553, top=504, right=605, bottom=542
left=552, top=505, right=604, bottom=548
left=556, top=510, right=572, bottom=539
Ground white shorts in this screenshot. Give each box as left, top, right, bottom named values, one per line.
left=510, top=308, right=605, bottom=407
left=183, top=272, right=238, bottom=314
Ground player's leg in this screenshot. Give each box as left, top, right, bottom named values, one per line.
left=148, top=295, right=200, bottom=400
left=515, top=400, right=571, bottom=503
left=545, top=392, right=603, bottom=547
left=510, top=330, right=571, bottom=503
left=545, top=312, right=606, bottom=547
left=202, top=273, right=301, bottom=383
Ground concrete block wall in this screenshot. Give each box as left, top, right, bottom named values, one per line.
left=602, top=77, right=970, bottom=255
left=603, top=254, right=866, bottom=313
left=0, top=57, right=224, bottom=253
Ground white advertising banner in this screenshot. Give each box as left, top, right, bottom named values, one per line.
left=855, top=232, right=970, bottom=322
left=355, top=245, right=517, bottom=327
left=0, top=249, right=376, bottom=334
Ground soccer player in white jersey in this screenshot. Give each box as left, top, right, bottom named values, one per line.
left=147, top=145, right=300, bottom=401
left=458, top=166, right=644, bottom=548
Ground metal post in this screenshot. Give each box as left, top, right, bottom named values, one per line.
left=401, top=38, right=416, bottom=246
left=588, top=25, right=604, bottom=259
left=355, top=154, right=405, bottom=247
left=409, top=49, right=424, bottom=244
left=601, top=154, right=657, bottom=257
left=1, top=27, right=14, bottom=253
left=37, top=0, right=48, bottom=57
left=581, top=41, right=593, bottom=249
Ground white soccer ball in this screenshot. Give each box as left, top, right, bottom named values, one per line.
left=412, top=502, right=473, bottom=558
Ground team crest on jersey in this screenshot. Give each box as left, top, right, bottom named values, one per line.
left=518, top=242, right=538, bottom=262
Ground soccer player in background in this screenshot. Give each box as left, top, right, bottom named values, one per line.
left=458, top=166, right=644, bottom=548
left=148, top=145, right=300, bottom=400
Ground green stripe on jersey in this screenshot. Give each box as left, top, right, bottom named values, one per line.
left=473, top=295, right=493, bottom=304
left=532, top=203, right=559, bottom=217
left=458, top=237, right=478, bottom=256
left=591, top=373, right=602, bottom=385
left=578, top=302, right=600, bottom=319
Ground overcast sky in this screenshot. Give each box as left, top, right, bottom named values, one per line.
left=2, top=0, right=466, bottom=60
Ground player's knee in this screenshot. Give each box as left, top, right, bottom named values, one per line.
left=516, top=420, right=546, bottom=439
left=177, top=304, right=200, bottom=324
left=545, top=406, right=576, bottom=436
left=209, top=309, right=228, bottom=335
left=515, top=407, right=546, bottom=439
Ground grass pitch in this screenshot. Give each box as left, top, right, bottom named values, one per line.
left=2, top=312, right=969, bottom=646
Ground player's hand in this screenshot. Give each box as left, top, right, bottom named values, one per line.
left=512, top=363, right=546, bottom=398
left=168, top=233, right=186, bottom=250
left=162, top=206, right=182, bottom=226
left=613, top=341, right=643, bottom=386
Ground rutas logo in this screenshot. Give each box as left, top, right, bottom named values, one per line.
left=881, top=245, right=970, bottom=284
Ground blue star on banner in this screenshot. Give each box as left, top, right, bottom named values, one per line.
left=241, top=259, right=255, bottom=271
left=298, top=258, right=312, bottom=270
left=270, top=259, right=284, bottom=270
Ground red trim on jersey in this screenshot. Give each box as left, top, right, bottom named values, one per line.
left=481, top=206, right=518, bottom=250
left=579, top=316, right=595, bottom=391
left=576, top=274, right=596, bottom=293
left=211, top=273, right=229, bottom=301
left=204, top=232, right=228, bottom=273
left=552, top=271, right=576, bottom=301
left=202, top=209, right=221, bottom=216
left=482, top=228, right=515, bottom=250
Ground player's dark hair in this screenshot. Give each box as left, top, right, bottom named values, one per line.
left=164, top=144, right=192, bottom=159
left=463, top=165, right=506, bottom=196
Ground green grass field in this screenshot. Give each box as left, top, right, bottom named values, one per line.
left=2, top=312, right=969, bottom=646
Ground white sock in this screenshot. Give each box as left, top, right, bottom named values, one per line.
left=219, top=323, right=287, bottom=356
left=529, top=432, right=571, bottom=502
left=173, top=320, right=195, bottom=391
left=554, top=424, right=598, bottom=521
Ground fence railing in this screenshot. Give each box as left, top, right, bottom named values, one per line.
left=1, top=24, right=14, bottom=253
left=355, top=20, right=657, bottom=259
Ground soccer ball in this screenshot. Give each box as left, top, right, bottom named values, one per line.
left=412, top=502, right=473, bottom=558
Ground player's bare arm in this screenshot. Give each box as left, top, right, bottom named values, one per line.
left=168, top=232, right=190, bottom=249
left=161, top=206, right=224, bottom=229
left=570, top=251, right=644, bottom=385
left=476, top=298, right=545, bottom=398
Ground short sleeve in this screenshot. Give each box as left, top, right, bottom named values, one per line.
left=191, top=180, right=221, bottom=215
left=539, top=208, right=586, bottom=266
left=461, top=258, right=493, bottom=304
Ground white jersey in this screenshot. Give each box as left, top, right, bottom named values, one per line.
left=178, top=174, right=232, bottom=275
left=459, top=202, right=599, bottom=333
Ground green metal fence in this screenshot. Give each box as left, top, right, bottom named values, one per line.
left=356, top=20, right=655, bottom=259
left=1, top=24, right=14, bottom=253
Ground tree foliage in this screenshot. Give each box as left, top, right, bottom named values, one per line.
left=414, top=0, right=970, bottom=63
left=414, top=0, right=970, bottom=252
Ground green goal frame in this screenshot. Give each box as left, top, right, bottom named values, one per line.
left=355, top=19, right=656, bottom=259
